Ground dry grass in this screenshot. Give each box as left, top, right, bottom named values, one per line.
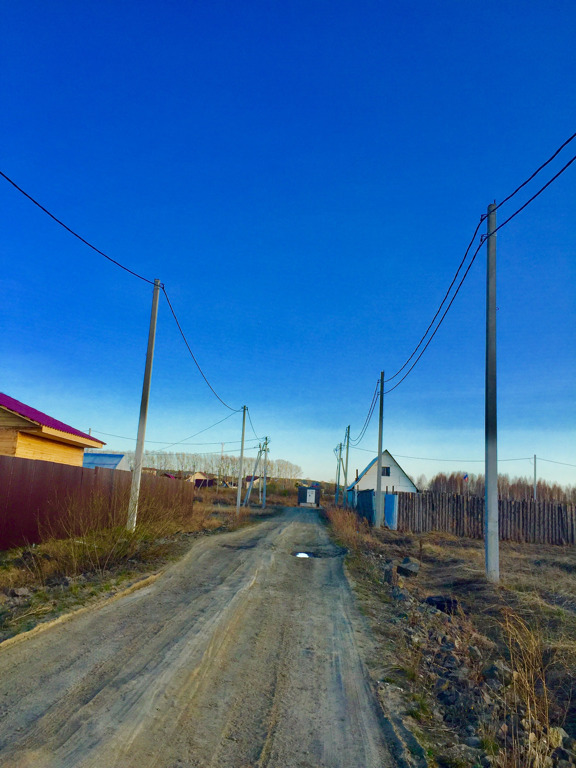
left=326, top=508, right=576, bottom=761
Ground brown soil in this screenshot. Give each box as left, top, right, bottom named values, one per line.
left=0, top=508, right=415, bottom=768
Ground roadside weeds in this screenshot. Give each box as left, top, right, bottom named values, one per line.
left=0, top=490, right=288, bottom=643
left=326, top=505, right=576, bottom=768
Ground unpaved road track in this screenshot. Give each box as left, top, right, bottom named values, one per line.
left=0, top=508, right=397, bottom=767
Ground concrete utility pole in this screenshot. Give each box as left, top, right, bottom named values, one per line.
left=485, top=204, right=499, bottom=582
left=375, top=371, right=384, bottom=528
left=127, top=278, right=161, bottom=532
left=533, top=455, right=537, bottom=502
left=244, top=444, right=263, bottom=506
left=262, top=437, right=268, bottom=509
left=236, top=406, right=247, bottom=515
left=335, top=443, right=342, bottom=505
left=343, top=426, right=350, bottom=507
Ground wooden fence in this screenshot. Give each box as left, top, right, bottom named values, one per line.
left=0, top=455, right=198, bottom=550
left=397, top=492, right=576, bottom=545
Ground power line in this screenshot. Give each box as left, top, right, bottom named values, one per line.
left=0, top=170, right=156, bottom=285
left=91, top=429, right=259, bottom=446
left=349, top=381, right=379, bottom=447
left=384, top=237, right=485, bottom=395
left=382, top=140, right=576, bottom=395
left=246, top=408, right=264, bottom=440
left=157, top=411, right=240, bottom=451
left=539, top=458, right=576, bottom=468
left=384, top=218, right=483, bottom=384
left=492, top=152, right=576, bottom=236
left=495, top=130, right=576, bottom=210
left=162, top=287, right=240, bottom=412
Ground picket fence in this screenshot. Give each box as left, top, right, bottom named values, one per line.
left=396, top=491, right=576, bottom=545
left=0, top=455, right=197, bottom=551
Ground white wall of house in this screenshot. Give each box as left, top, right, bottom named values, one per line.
left=352, top=451, right=417, bottom=493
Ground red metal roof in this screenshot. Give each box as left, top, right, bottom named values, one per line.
left=0, top=393, right=104, bottom=444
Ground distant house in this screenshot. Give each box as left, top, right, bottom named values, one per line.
left=347, top=450, right=418, bottom=495
left=245, top=475, right=260, bottom=488
left=83, top=452, right=131, bottom=471
left=186, top=471, right=215, bottom=488
left=0, top=392, right=104, bottom=467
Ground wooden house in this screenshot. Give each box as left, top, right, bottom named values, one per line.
left=0, top=393, right=104, bottom=467
left=347, top=450, right=418, bottom=495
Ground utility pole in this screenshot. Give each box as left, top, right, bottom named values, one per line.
left=335, top=443, right=342, bottom=505
left=244, top=443, right=263, bottom=506
left=262, top=437, right=268, bottom=509
left=375, top=371, right=384, bottom=528
left=485, top=204, right=499, bottom=582
left=343, top=426, right=350, bottom=507
left=533, top=455, right=537, bottom=502
left=236, top=406, right=247, bottom=515
left=127, top=278, right=161, bottom=532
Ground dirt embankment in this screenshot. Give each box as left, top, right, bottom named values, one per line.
left=0, top=507, right=418, bottom=768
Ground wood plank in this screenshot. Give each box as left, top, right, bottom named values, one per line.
left=15, top=432, right=84, bottom=466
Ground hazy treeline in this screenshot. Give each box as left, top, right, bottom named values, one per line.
left=413, top=471, right=576, bottom=504
left=119, top=450, right=302, bottom=484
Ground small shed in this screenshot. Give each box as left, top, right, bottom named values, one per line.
left=83, top=452, right=131, bottom=471
left=298, top=486, right=321, bottom=507
left=0, top=392, right=104, bottom=467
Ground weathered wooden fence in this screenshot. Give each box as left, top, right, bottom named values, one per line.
left=0, top=455, right=198, bottom=550
left=397, top=492, right=576, bottom=545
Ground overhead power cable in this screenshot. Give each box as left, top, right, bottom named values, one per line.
left=384, top=218, right=483, bottom=384
left=90, top=429, right=259, bottom=446
left=538, top=458, right=576, bottom=468
left=492, top=152, right=576, bottom=236
left=158, top=411, right=240, bottom=451
left=349, top=381, right=379, bottom=447
left=246, top=408, right=265, bottom=440
left=495, top=130, right=576, bottom=210
left=162, top=287, right=241, bottom=412
left=383, top=146, right=576, bottom=395
left=0, top=170, right=155, bottom=285
left=384, top=237, right=485, bottom=394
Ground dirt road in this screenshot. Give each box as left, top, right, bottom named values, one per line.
left=0, top=508, right=401, bottom=768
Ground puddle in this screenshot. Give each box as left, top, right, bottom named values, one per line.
left=292, top=551, right=319, bottom=558
left=292, top=546, right=347, bottom=559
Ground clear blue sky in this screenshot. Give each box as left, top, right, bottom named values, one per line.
left=1, top=1, right=575, bottom=486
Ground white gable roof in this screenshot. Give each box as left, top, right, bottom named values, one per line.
left=347, top=450, right=418, bottom=493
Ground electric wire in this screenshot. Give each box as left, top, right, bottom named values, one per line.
left=349, top=380, right=379, bottom=445
left=384, top=217, right=483, bottom=383
left=158, top=411, right=240, bottom=451
left=495, top=130, right=576, bottom=210
left=538, top=458, right=576, bottom=468
left=382, top=143, right=576, bottom=393
left=0, top=170, right=156, bottom=285
left=162, top=287, right=241, bottom=412
left=492, top=152, right=576, bottom=236
left=384, top=237, right=485, bottom=394
left=246, top=408, right=265, bottom=441
left=90, top=430, right=260, bottom=446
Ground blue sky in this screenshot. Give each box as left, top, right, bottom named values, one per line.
left=1, top=1, right=575, bottom=485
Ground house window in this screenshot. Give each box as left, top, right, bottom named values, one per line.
left=381, top=467, right=391, bottom=477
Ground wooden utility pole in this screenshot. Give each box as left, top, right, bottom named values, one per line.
left=485, top=204, right=499, bottom=582
left=127, top=278, right=161, bottom=532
